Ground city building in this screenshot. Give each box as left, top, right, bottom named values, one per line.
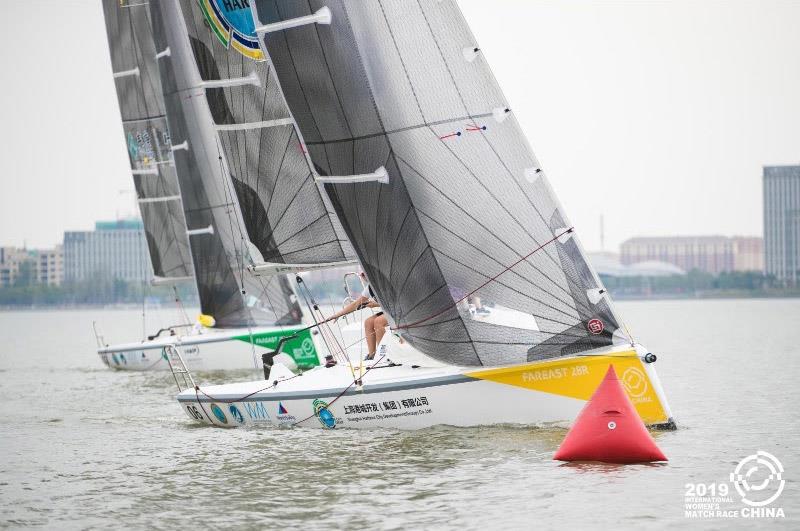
left=63, top=219, right=150, bottom=283
left=620, top=236, right=763, bottom=275
left=589, top=252, right=686, bottom=278
left=0, top=245, right=64, bottom=287
left=34, top=244, right=63, bottom=286
left=764, top=165, right=800, bottom=284
left=0, top=247, right=30, bottom=287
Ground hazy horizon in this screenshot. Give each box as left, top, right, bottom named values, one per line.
left=1, top=0, right=798, bottom=252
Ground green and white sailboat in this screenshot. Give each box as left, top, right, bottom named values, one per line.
left=96, top=0, right=358, bottom=372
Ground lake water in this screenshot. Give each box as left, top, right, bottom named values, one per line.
left=0, top=299, right=798, bottom=529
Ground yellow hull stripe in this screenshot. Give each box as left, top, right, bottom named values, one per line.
left=467, top=351, right=668, bottom=424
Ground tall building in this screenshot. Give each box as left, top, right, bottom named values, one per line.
left=620, top=236, right=763, bottom=275
left=764, top=165, right=800, bottom=285
left=63, top=219, right=150, bottom=283
left=0, top=246, right=64, bottom=287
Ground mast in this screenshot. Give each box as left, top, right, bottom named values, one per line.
left=149, top=0, right=302, bottom=327
left=252, top=0, right=625, bottom=366
left=101, top=0, right=193, bottom=285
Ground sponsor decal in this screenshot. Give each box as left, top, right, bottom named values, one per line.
left=276, top=402, right=296, bottom=424
left=229, top=405, right=245, bottom=424
left=243, top=401, right=271, bottom=422
left=621, top=367, right=648, bottom=398
left=123, top=120, right=171, bottom=168
left=301, top=338, right=315, bottom=357
left=111, top=353, right=119, bottom=365
left=313, top=399, right=336, bottom=429
left=343, top=396, right=432, bottom=423
left=210, top=403, right=228, bottom=424
left=127, top=132, right=139, bottom=160
left=684, top=451, right=786, bottom=519
left=199, top=0, right=264, bottom=60
left=234, top=328, right=319, bottom=366
left=587, top=318, right=604, bottom=335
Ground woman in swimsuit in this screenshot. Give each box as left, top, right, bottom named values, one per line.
left=327, top=271, right=388, bottom=360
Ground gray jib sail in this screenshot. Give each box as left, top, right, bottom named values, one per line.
left=149, top=0, right=302, bottom=327
left=254, top=0, right=624, bottom=366
left=174, top=0, right=355, bottom=268
left=102, top=0, right=193, bottom=282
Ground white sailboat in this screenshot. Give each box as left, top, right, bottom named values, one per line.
left=97, top=0, right=358, bottom=372
left=161, top=0, right=675, bottom=430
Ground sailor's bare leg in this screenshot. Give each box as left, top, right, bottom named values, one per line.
left=364, top=314, right=377, bottom=355
left=374, top=315, right=388, bottom=349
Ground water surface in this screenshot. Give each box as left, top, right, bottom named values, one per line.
left=0, top=299, right=798, bottom=529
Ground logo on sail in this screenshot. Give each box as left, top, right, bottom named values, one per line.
left=313, top=399, right=336, bottom=429
left=199, top=0, right=264, bottom=61
left=587, top=318, right=604, bottom=335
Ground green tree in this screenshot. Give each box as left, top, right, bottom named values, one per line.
left=13, top=260, right=36, bottom=288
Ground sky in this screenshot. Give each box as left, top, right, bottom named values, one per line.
left=0, top=0, right=798, bottom=252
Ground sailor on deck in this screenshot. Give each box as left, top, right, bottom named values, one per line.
left=327, top=271, right=387, bottom=360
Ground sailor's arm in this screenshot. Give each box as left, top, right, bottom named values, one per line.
left=327, top=295, right=371, bottom=321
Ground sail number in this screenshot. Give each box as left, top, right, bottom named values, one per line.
left=186, top=404, right=204, bottom=421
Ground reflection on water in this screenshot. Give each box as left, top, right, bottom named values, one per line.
left=0, top=299, right=799, bottom=528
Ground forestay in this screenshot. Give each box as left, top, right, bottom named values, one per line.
left=174, top=0, right=355, bottom=270
left=149, top=0, right=302, bottom=327
left=253, top=0, right=625, bottom=366
left=102, top=0, right=193, bottom=283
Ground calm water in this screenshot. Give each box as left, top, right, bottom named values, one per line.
left=0, top=299, right=798, bottom=529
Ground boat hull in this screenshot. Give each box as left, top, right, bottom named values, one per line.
left=97, top=325, right=323, bottom=372
left=177, top=345, right=675, bottom=430
left=98, top=338, right=261, bottom=372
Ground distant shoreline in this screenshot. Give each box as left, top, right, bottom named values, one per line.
left=611, top=290, right=800, bottom=301
left=1, top=292, right=798, bottom=312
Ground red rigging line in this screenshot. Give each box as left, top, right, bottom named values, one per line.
left=439, top=131, right=462, bottom=140
left=392, top=227, right=575, bottom=331
left=465, top=123, right=487, bottom=132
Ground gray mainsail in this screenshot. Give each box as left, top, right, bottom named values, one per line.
left=253, top=0, right=624, bottom=366
left=148, top=0, right=302, bottom=327
left=102, top=0, right=193, bottom=283
left=170, top=0, right=356, bottom=273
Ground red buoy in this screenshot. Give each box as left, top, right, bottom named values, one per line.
left=553, top=365, right=667, bottom=463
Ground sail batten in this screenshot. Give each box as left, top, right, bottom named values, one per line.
left=254, top=0, right=623, bottom=366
